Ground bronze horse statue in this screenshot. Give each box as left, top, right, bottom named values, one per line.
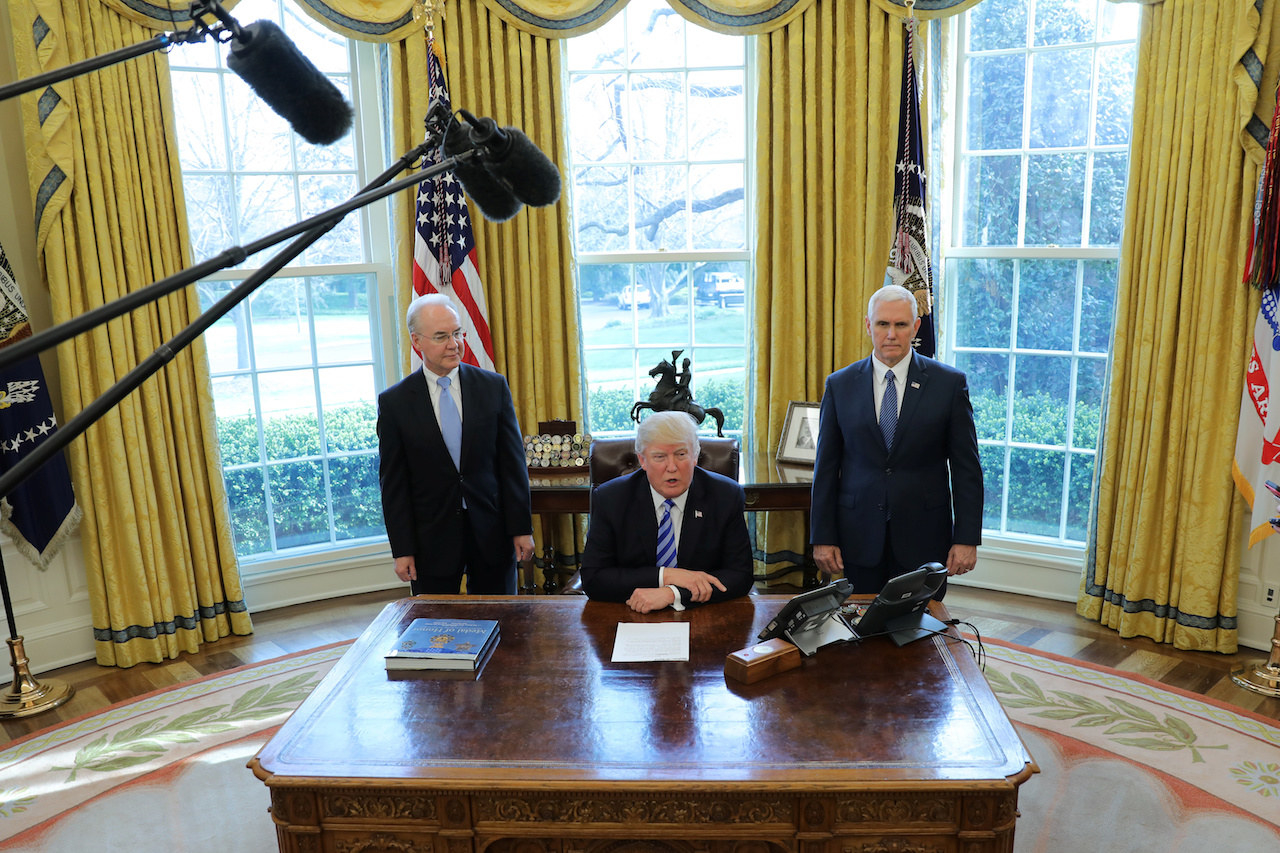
left=630, top=351, right=726, bottom=437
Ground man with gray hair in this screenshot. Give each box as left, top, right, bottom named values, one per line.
left=580, top=411, right=752, bottom=612
left=811, top=283, right=982, bottom=600
left=378, top=292, right=534, bottom=595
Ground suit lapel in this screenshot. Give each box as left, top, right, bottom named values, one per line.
left=456, top=364, right=473, bottom=469
left=850, top=359, right=883, bottom=456
left=677, top=470, right=707, bottom=560
left=627, top=472, right=661, bottom=559
left=415, top=370, right=454, bottom=471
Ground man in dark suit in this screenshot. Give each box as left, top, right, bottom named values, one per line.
left=377, top=293, right=534, bottom=595
left=810, top=284, right=982, bottom=599
left=580, top=411, right=753, bottom=612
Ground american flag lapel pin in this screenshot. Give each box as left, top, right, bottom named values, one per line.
left=910, top=381, right=921, bottom=389
left=695, top=510, right=703, bottom=518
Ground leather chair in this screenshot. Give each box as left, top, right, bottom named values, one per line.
left=561, top=436, right=740, bottom=593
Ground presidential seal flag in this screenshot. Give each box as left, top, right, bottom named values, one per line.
left=0, top=241, right=81, bottom=569
left=411, top=38, right=495, bottom=371
left=885, top=12, right=935, bottom=358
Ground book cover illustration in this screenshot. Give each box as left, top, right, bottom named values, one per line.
left=385, top=618, right=500, bottom=663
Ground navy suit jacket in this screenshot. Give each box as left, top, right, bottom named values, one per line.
left=810, top=351, right=982, bottom=573
left=580, top=468, right=753, bottom=606
left=377, top=364, right=531, bottom=587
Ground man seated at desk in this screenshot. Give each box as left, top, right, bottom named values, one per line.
left=580, top=411, right=753, bottom=612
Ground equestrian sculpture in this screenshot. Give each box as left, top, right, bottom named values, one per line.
left=630, top=350, right=726, bottom=437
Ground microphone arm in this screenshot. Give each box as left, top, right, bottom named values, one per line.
left=0, top=2, right=232, bottom=103
left=0, top=138, right=462, bottom=502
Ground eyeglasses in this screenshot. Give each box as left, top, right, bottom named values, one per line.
left=421, top=329, right=466, bottom=344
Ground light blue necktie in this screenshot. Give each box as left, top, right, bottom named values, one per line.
left=880, top=370, right=898, bottom=451
left=656, top=499, right=677, bottom=568
left=437, top=375, right=462, bottom=469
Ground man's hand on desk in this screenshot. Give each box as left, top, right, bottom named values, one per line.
left=663, top=568, right=726, bottom=602
left=627, top=586, right=676, bottom=612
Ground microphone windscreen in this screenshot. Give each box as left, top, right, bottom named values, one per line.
left=486, top=127, right=562, bottom=207
left=443, top=119, right=523, bottom=222
left=227, top=20, right=354, bottom=146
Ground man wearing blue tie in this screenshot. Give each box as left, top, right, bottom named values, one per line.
left=377, top=293, right=534, bottom=595
left=810, top=284, right=982, bottom=599
left=580, top=411, right=753, bottom=613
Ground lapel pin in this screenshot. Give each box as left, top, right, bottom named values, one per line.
left=695, top=510, right=703, bottom=518
left=910, top=381, right=921, bottom=389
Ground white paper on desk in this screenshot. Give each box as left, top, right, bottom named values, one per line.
left=611, top=622, right=690, bottom=662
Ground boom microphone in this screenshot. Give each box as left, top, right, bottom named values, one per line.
left=456, top=109, right=561, bottom=207
left=443, top=117, right=524, bottom=222
left=226, top=20, right=353, bottom=145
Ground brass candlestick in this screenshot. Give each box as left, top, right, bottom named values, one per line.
left=1231, top=607, right=1280, bottom=698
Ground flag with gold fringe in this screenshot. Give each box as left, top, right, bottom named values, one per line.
left=411, top=36, right=495, bottom=371
left=0, top=241, right=81, bottom=569
left=1235, top=81, right=1280, bottom=546
left=885, top=12, right=935, bottom=357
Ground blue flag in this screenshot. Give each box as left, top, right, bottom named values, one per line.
left=0, top=241, right=80, bottom=570
left=886, top=15, right=936, bottom=357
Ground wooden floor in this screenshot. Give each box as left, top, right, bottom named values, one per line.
left=3, top=585, right=1278, bottom=744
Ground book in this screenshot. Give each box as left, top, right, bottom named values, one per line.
left=385, top=631, right=499, bottom=674
left=384, top=618, right=500, bottom=671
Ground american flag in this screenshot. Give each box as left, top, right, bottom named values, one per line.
left=885, top=14, right=936, bottom=358
left=412, top=40, right=495, bottom=371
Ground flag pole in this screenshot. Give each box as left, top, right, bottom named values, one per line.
left=0, top=549, right=74, bottom=718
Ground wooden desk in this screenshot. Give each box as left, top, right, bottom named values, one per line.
left=528, top=451, right=816, bottom=590
left=251, top=596, right=1033, bottom=853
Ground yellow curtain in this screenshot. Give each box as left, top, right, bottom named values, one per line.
left=749, top=0, right=908, bottom=581
left=1077, top=0, right=1276, bottom=653
left=8, top=0, right=250, bottom=666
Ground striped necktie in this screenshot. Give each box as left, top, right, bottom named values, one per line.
left=656, top=499, right=677, bottom=568
left=880, top=370, right=898, bottom=451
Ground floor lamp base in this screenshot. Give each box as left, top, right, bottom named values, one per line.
left=0, top=636, right=74, bottom=719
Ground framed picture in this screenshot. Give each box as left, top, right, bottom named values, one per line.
left=776, top=401, right=821, bottom=465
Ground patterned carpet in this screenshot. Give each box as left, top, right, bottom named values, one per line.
left=0, top=638, right=1276, bottom=852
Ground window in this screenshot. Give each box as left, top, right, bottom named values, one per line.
left=944, top=0, right=1139, bottom=543
left=565, top=0, right=752, bottom=436
left=169, top=0, right=394, bottom=563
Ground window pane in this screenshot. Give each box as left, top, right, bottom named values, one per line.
left=1065, top=452, right=1095, bottom=540
left=1030, top=49, right=1091, bottom=148
left=251, top=280, right=313, bottom=369
left=1088, top=152, right=1127, bottom=246
left=182, top=175, right=235, bottom=263
left=962, top=155, right=1021, bottom=246
left=969, top=0, right=1027, bottom=51
left=319, top=366, right=376, bottom=441
left=979, top=444, right=1007, bottom=530
left=966, top=54, right=1025, bottom=151
left=1034, top=0, right=1096, bottom=47
left=569, top=73, right=628, bottom=163
left=261, top=374, right=321, bottom=459
left=224, top=467, right=270, bottom=556
left=1079, top=259, right=1118, bottom=351
left=299, top=174, right=363, bottom=265
left=226, top=78, right=292, bottom=171
left=957, top=352, right=1009, bottom=442
left=1006, top=447, right=1065, bottom=537
left=567, top=12, right=625, bottom=70
left=1072, top=358, right=1107, bottom=450
left=685, top=347, right=745, bottom=433
left=1017, top=259, right=1076, bottom=350
left=630, top=73, right=686, bottom=160
left=214, top=388, right=260, bottom=464
left=171, top=71, right=226, bottom=169
left=1012, top=354, right=1070, bottom=445
left=688, top=70, right=745, bottom=160
left=636, top=263, right=691, bottom=346
left=1095, top=44, right=1137, bottom=145
left=573, top=165, right=629, bottom=251
left=330, top=454, right=382, bottom=541
left=237, top=174, right=298, bottom=257
left=686, top=23, right=744, bottom=68
left=952, top=258, right=1013, bottom=347
left=633, top=164, right=688, bottom=250
left=314, top=277, right=372, bottom=362
left=690, top=163, right=745, bottom=249
left=585, top=359, right=639, bottom=433
left=267, top=460, right=329, bottom=549
left=1025, top=153, right=1085, bottom=245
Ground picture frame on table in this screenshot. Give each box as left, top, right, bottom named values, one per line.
left=776, top=401, right=821, bottom=465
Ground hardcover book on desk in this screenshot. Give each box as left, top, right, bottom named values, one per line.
left=385, top=617, right=500, bottom=671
